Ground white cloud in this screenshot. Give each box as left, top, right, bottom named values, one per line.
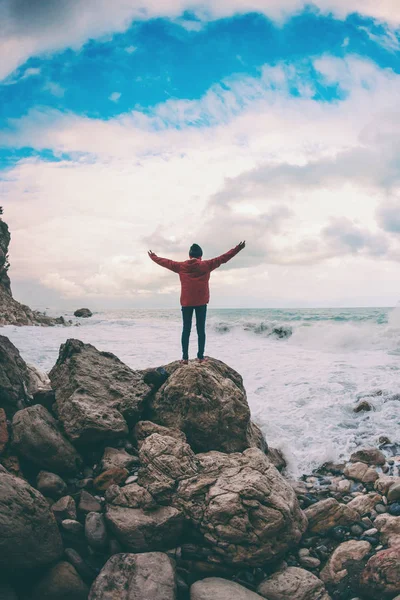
left=3, top=55, right=400, bottom=306
left=109, top=92, right=122, bottom=102
left=44, top=81, right=65, bottom=97
left=125, top=45, right=137, bottom=54
left=0, top=1, right=399, bottom=81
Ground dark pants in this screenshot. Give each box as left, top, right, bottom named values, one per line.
left=181, top=305, right=207, bottom=360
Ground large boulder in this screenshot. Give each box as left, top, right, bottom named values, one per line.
left=12, top=404, right=82, bottom=474
left=257, top=567, right=331, bottom=600
left=359, top=548, right=400, bottom=598
left=191, top=577, right=264, bottom=600
left=320, top=540, right=371, bottom=586
left=0, top=336, right=31, bottom=417
left=49, top=339, right=151, bottom=444
left=105, top=504, right=184, bottom=553
left=138, top=433, right=307, bottom=566
left=0, top=471, right=63, bottom=569
left=31, top=561, right=89, bottom=600
left=148, top=358, right=266, bottom=453
left=304, top=498, right=359, bottom=534
left=89, top=552, right=176, bottom=600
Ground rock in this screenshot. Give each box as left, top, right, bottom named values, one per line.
left=353, top=400, right=373, bottom=413
left=85, top=512, right=108, bottom=551
left=100, top=447, right=139, bottom=471
left=346, top=493, right=382, bottom=516
left=0, top=408, right=8, bottom=453
left=79, top=490, right=102, bottom=514
left=0, top=582, right=18, bottom=600
left=64, top=548, right=96, bottom=583
left=49, top=339, right=151, bottom=444
left=298, top=555, right=321, bottom=569
left=267, top=447, right=287, bottom=472
left=0, top=471, right=63, bottom=569
left=191, top=577, right=264, bottom=600
left=388, top=482, right=400, bottom=502
left=344, top=462, right=379, bottom=484
left=320, top=540, right=371, bottom=585
left=389, top=503, right=400, bottom=516
left=134, top=420, right=186, bottom=448
left=138, top=433, right=307, bottom=566
left=105, top=482, right=155, bottom=510
left=359, top=548, right=400, bottom=598
left=304, top=498, right=359, bottom=534
left=105, top=504, right=184, bottom=552
left=61, top=519, right=84, bottom=535
left=0, top=336, right=31, bottom=417
left=88, top=552, right=176, bottom=600
left=31, top=561, right=89, bottom=600
left=148, top=358, right=266, bottom=453
left=52, top=495, right=77, bottom=522
left=12, top=405, right=82, bottom=474
left=36, top=471, right=68, bottom=499
left=74, top=308, right=93, bottom=318
left=257, top=566, right=331, bottom=600
left=375, top=475, right=400, bottom=495
left=94, top=467, right=128, bottom=491
left=350, top=448, right=386, bottom=466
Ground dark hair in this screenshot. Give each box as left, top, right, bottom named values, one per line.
left=189, top=243, right=203, bottom=258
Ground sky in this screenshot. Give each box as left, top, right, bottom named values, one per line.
left=1, top=1, right=400, bottom=309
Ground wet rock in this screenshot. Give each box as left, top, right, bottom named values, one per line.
left=298, top=555, right=321, bottom=569
left=138, top=433, right=307, bottom=566
left=267, top=447, right=287, bottom=472
left=353, top=401, right=373, bottom=413
left=344, top=462, right=379, bottom=484
left=304, top=498, right=359, bottom=534
left=89, top=552, right=176, bottom=600
left=389, top=503, right=400, bottom=516
left=100, top=447, right=139, bottom=471
left=52, top=495, right=77, bottom=522
left=85, top=512, right=108, bottom=551
left=0, top=471, right=63, bottom=569
left=105, top=504, right=184, bottom=552
left=148, top=358, right=266, bottom=453
left=346, top=492, right=382, bottom=516
left=388, top=482, right=400, bottom=502
left=94, top=467, right=128, bottom=491
left=350, top=448, right=386, bottom=466
left=61, top=519, right=84, bottom=535
left=375, top=514, right=400, bottom=548
left=49, top=339, right=151, bottom=444
left=134, top=420, right=186, bottom=448
left=36, top=471, right=67, bottom=499
left=375, top=475, right=400, bottom=495
left=105, top=482, right=155, bottom=509
left=74, top=308, right=92, bottom=318
left=320, top=540, right=371, bottom=585
left=79, top=490, right=102, bottom=515
left=12, top=405, right=82, bottom=474
left=0, top=336, right=31, bottom=417
left=359, top=548, right=400, bottom=598
left=0, top=408, right=8, bottom=453
left=257, top=566, right=330, bottom=600
left=31, top=561, right=89, bottom=600
left=192, top=577, right=264, bottom=600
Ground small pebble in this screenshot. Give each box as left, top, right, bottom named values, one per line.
left=299, top=556, right=321, bottom=569
left=362, top=536, right=379, bottom=545
left=330, top=526, right=348, bottom=541
left=388, top=503, right=400, bottom=516
left=61, top=519, right=83, bottom=534
left=298, top=548, right=310, bottom=557
left=375, top=504, right=387, bottom=514
left=350, top=525, right=364, bottom=537
left=125, top=475, right=138, bottom=484
left=363, top=528, right=378, bottom=536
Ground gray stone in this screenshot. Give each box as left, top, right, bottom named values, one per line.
left=52, top=495, right=77, bottom=522
left=85, top=512, right=108, bottom=550
left=49, top=339, right=151, bottom=444
left=191, top=577, right=264, bottom=600
left=148, top=358, right=266, bottom=453
left=31, top=561, right=89, bottom=600
left=12, top=405, right=82, bottom=474
left=74, top=308, right=93, bottom=318
left=79, top=490, right=101, bottom=514
left=65, top=548, right=96, bottom=582
left=0, top=471, right=63, bottom=569
left=320, top=540, right=371, bottom=585
left=304, top=498, right=359, bottom=534
left=61, top=519, right=84, bottom=534
left=100, top=447, right=140, bottom=471
left=388, top=482, right=400, bottom=503
left=0, top=336, right=31, bottom=417
left=89, top=552, right=176, bottom=600
left=36, top=471, right=67, bottom=499
left=257, top=567, right=331, bottom=600
left=350, top=448, right=386, bottom=466
left=344, top=462, right=379, bottom=484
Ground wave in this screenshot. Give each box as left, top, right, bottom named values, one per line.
left=213, top=321, right=293, bottom=339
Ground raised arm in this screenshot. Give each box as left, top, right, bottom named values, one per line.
left=148, top=250, right=181, bottom=273
left=204, top=241, right=245, bottom=272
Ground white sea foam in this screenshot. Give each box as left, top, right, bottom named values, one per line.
left=2, top=307, right=400, bottom=477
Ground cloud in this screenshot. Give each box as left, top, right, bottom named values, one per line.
left=109, top=92, right=122, bottom=103
left=377, top=201, right=400, bottom=233
left=1, top=0, right=400, bottom=81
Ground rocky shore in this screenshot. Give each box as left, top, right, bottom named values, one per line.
left=0, top=334, right=399, bottom=600
left=0, top=216, right=65, bottom=327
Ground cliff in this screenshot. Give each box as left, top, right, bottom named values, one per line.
left=0, top=215, right=65, bottom=326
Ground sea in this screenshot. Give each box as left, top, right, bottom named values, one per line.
left=3, top=306, right=400, bottom=478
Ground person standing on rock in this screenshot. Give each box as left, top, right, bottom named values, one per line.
left=148, top=242, right=246, bottom=363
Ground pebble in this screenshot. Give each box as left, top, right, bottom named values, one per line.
left=61, top=519, right=83, bottom=535
left=298, top=548, right=310, bottom=557
left=375, top=503, right=387, bottom=514
left=350, top=525, right=364, bottom=537
left=85, top=512, right=108, bottom=551
left=330, top=526, right=348, bottom=541
left=125, top=475, right=138, bottom=484
left=299, top=556, right=321, bottom=569
left=361, top=536, right=379, bottom=545
left=363, top=528, right=378, bottom=536
left=388, top=503, right=400, bottom=516
left=388, top=482, right=400, bottom=502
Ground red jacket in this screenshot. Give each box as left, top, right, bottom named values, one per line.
left=150, top=245, right=242, bottom=306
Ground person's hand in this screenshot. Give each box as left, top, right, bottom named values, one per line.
left=238, top=240, right=246, bottom=250
left=148, top=250, right=156, bottom=258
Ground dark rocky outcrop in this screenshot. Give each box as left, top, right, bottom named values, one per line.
left=49, top=339, right=151, bottom=445
left=0, top=336, right=31, bottom=417
left=0, top=471, right=63, bottom=570
left=0, top=216, right=65, bottom=327
left=74, top=308, right=93, bottom=318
